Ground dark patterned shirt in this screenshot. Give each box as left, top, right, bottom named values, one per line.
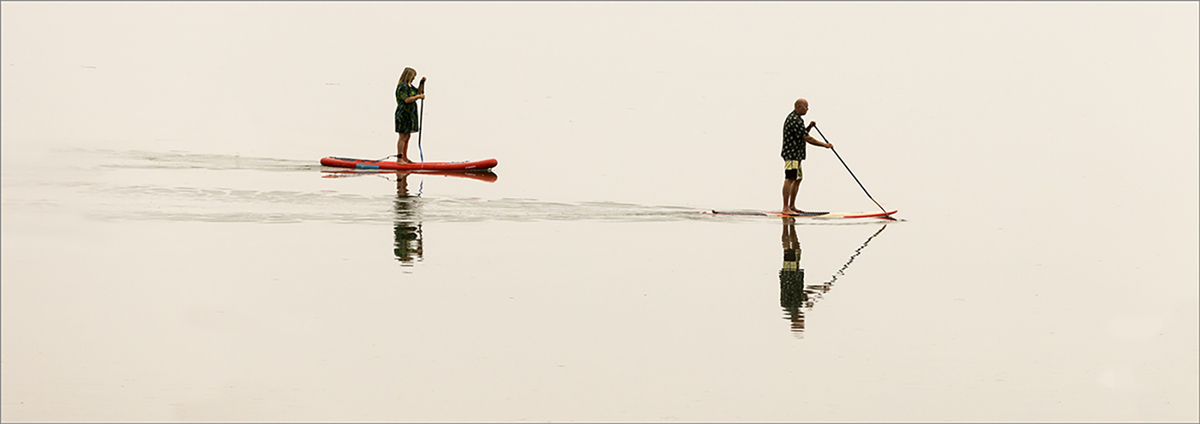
left=395, top=84, right=421, bottom=133
left=782, top=110, right=807, bottom=161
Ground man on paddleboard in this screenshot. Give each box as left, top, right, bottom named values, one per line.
left=782, top=98, right=833, bottom=214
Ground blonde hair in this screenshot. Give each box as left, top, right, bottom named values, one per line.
left=398, top=67, right=417, bottom=85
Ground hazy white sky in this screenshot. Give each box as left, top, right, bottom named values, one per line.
left=2, top=2, right=1197, bottom=208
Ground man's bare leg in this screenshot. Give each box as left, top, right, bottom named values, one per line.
left=787, top=178, right=804, bottom=214
left=782, top=179, right=798, bottom=214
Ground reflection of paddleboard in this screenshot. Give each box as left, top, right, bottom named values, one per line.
left=321, top=169, right=498, bottom=183
left=320, top=156, right=498, bottom=171
left=706, top=210, right=898, bottom=219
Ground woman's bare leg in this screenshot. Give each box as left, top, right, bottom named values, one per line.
left=396, top=133, right=412, bottom=163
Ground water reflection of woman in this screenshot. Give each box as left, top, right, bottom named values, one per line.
left=393, top=172, right=423, bottom=265
left=779, top=217, right=808, bottom=333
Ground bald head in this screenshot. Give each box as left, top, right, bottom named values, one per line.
left=794, top=98, right=809, bottom=115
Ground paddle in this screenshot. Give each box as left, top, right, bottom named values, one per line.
left=417, top=97, right=424, bottom=163
left=810, top=124, right=889, bottom=214
left=417, top=77, right=426, bottom=163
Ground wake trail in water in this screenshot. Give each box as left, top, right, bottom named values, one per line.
left=13, top=149, right=899, bottom=225
left=94, top=149, right=321, bottom=172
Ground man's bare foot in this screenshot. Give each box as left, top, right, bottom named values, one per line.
left=397, top=157, right=413, bottom=164
left=789, top=207, right=806, bottom=214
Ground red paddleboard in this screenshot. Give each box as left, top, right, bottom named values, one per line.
left=321, top=169, right=498, bottom=183
left=320, top=156, right=497, bottom=171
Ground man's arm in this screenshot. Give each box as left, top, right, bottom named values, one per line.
left=804, top=135, right=832, bottom=149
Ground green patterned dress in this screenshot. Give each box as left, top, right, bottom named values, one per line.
left=395, top=83, right=421, bottom=133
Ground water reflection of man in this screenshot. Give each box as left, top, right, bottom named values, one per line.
left=393, top=172, right=423, bottom=265
left=777, top=220, right=884, bottom=336
left=779, top=217, right=809, bottom=333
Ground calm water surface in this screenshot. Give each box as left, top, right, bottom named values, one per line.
left=3, top=2, right=1197, bottom=422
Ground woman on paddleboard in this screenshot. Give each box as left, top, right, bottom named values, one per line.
left=395, top=67, right=426, bottom=164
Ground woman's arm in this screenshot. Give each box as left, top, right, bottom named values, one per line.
left=405, top=78, right=427, bottom=102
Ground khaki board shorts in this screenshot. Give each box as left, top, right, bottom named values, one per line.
left=784, top=160, right=802, bottom=180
